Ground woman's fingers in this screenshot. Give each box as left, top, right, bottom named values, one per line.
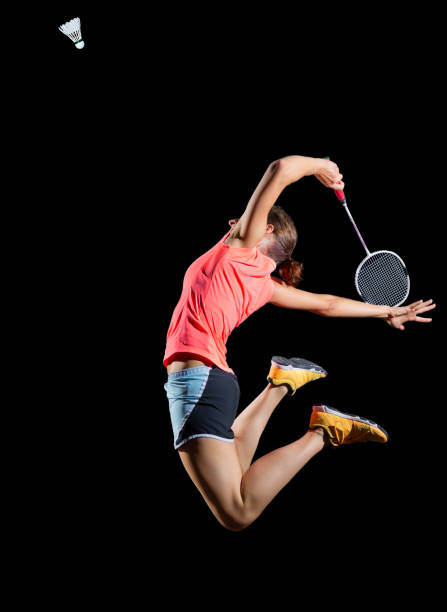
left=333, top=182, right=345, bottom=190
left=331, top=178, right=345, bottom=189
left=331, top=173, right=343, bottom=186
left=415, top=303, right=436, bottom=314
left=407, top=299, right=436, bottom=313
left=317, top=169, right=344, bottom=190
left=408, top=299, right=424, bottom=309
left=390, top=298, right=435, bottom=328
left=411, top=298, right=433, bottom=307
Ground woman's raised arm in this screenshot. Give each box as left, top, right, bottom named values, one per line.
left=230, top=156, right=344, bottom=249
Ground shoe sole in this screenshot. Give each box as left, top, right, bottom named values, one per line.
left=271, top=356, right=327, bottom=376
left=313, top=404, right=389, bottom=440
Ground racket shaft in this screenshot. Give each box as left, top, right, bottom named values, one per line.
left=324, top=156, right=370, bottom=255
left=343, top=205, right=370, bottom=255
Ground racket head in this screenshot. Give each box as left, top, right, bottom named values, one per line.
left=354, top=250, right=410, bottom=306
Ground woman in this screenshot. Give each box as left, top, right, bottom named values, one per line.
left=163, top=155, right=436, bottom=532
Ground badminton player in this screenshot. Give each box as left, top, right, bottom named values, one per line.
left=163, top=155, right=436, bottom=531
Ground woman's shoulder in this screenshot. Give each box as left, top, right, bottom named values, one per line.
left=223, top=221, right=257, bottom=250
left=223, top=224, right=246, bottom=248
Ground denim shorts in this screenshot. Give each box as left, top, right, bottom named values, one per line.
left=164, top=365, right=240, bottom=449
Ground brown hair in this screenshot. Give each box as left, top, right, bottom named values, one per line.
left=267, top=205, right=303, bottom=287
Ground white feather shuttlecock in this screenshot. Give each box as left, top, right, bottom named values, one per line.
left=58, top=17, right=85, bottom=49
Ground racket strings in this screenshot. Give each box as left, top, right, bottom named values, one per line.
left=355, top=251, right=409, bottom=306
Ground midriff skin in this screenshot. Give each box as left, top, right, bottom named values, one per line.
left=166, top=352, right=215, bottom=374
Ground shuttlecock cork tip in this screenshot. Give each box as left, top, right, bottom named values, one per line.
left=75, top=41, right=85, bottom=49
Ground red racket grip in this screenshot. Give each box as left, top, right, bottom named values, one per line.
left=333, top=188, right=346, bottom=202
left=324, top=156, right=346, bottom=203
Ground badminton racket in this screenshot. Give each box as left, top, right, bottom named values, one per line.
left=324, top=156, right=410, bottom=306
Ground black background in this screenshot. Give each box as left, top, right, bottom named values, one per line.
left=31, top=4, right=444, bottom=601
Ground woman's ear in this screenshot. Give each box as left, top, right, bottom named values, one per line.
left=266, top=223, right=274, bottom=234
left=228, top=219, right=239, bottom=227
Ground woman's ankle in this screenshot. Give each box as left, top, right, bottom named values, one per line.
left=308, top=427, right=327, bottom=447
left=267, top=382, right=289, bottom=396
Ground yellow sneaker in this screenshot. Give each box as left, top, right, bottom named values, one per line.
left=267, top=356, right=327, bottom=396
left=309, top=405, right=389, bottom=447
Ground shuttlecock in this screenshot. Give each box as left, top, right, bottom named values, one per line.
left=58, top=17, right=85, bottom=49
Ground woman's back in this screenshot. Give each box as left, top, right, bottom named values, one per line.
left=163, top=228, right=276, bottom=374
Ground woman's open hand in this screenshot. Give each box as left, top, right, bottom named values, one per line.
left=314, top=158, right=345, bottom=190
left=386, top=299, right=436, bottom=330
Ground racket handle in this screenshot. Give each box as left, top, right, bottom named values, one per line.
left=324, top=157, right=370, bottom=255
left=324, top=156, right=346, bottom=203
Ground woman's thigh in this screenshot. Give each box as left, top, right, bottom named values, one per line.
left=178, top=437, right=245, bottom=529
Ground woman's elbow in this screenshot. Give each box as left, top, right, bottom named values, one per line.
left=315, top=296, right=337, bottom=317
left=268, top=158, right=290, bottom=185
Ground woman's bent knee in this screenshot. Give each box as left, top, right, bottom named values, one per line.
left=215, top=505, right=257, bottom=532
left=178, top=437, right=256, bottom=531
left=219, top=516, right=250, bottom=532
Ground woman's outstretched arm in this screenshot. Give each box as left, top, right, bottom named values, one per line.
left=231, top=156, right=344, bottom=249
left=269, top=282, right=436, bottom=330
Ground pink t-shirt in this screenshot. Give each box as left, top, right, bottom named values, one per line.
left=163, top=229, right=277, bottom=374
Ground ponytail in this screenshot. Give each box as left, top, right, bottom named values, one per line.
left=278, top=258, right=304, bottom=287
left=266, top=205, right=303, bottom=287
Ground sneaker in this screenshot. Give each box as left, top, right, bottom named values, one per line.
left=267, top=356, right=327, bottom=396
left=309, top=404, right=389, bottom=447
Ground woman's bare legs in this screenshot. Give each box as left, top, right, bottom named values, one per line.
left=178, top=381, right=325, bottom=531
left=232, top=382, right=289, bottom=473
left=178, top=429, right=324, bottom=531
